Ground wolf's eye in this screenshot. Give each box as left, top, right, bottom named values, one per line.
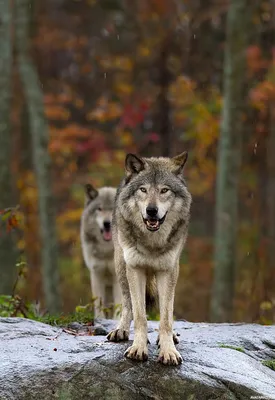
left=160, top=188, right=169, bottom=194
left=97, top=206, right=102, bottom=211
left=140, top=187, right=147, bottom=193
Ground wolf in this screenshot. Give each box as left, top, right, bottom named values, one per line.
left=107, top=152, right=192, bottom=365
left=80, top=184, right=122, bottom=319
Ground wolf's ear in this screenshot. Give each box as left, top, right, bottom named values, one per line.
left=85, top=183, right=98, bottom=201
left=125, top=154, right=145, bottom=177
left=172, top=151, right=188, bottom=175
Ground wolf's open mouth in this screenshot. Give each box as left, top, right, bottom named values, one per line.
left=101, top=229, right=112, bottom=241
left=143, top=214, right=166, bottom=232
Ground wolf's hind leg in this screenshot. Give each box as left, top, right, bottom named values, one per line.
left=107, top=258, right=132, bottom=341
left=124, top=268, right=148, bottom=361
left=112, top=275, right=123, bottom=320
left=156, top=267, right=182, bottom=366
left=91, top=269, right=106, bottom=319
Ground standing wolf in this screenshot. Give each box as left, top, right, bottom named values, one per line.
left=107, top=152, right=192, bottom=365
left=80, top=184, right=122, bottom=318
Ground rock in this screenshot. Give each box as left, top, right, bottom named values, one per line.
left=67, top=322, right=83, bottom=331
left=93, top=324, right=108, bottom=336
left=66, top=321, right=108, bottom=336
left=0, top=318, right=275, bottom=400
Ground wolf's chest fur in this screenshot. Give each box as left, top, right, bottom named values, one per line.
left=82, top=241, right=114, bottom=271
left=118, top=227, right=184, bottom=272
left=81, top=228, right=114, bottom=272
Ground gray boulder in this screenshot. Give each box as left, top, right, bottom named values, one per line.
left=0, top=317, right=275, bottom=399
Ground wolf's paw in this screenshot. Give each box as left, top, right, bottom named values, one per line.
left=156, top=332, right=179, bottom=347
left=124, top=343, right=148, bottom=361
left=158, top=346, right=182, bottom=366
left=107, top=329, right=129, bottom=342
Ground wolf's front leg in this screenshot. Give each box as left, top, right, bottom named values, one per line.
left=124, top=268, right=148, bottom=361
left=91, top=269, right=106, bottom=319
left=112, top=276, right=123, bottom=319
left=156, top=268, right=182, bottom=366
left=107, top=257, right=132, bottom=341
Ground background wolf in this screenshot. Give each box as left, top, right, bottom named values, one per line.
left=80, top=184, right=122, bottom=319
left=107, top=152, right=192, bottom=365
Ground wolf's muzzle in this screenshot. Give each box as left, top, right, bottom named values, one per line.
left=102, top=220, right=112, bottom=241
left=103, top=221, right=111, bottom=231
left=143, top=213, right=167, bottom=232
left=146, top=205, right=158, bottom=218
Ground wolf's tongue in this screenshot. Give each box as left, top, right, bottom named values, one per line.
left=103, top=230, right=112, bottom=241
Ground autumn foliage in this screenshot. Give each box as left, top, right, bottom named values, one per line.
left=3, top=0, right=275, bottom=323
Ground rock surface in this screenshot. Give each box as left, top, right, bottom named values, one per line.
left=1, top=318, right=275, bottom=399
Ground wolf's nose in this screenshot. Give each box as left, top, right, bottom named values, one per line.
left=146, top=205, right=158, bottom=218
left=103, top=221, right=111, bottom=231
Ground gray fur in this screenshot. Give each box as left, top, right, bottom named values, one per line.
left=80, top=185, right=122, bottom=319
left=107, top=152, right=192, bottom=365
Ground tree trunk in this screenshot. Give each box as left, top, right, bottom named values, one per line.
left=210, top=0, right=250, bottom=322
left=0, top=0, right=18, bottom=294
left=265, top=0, right=275, bottom=319
left=266, top=102, right=275, bottom=305
left=157, top=36, right=172, bottom=157
left=14, top=0, right=61, bottom=313
left=19, top=0, right=42, bottom=304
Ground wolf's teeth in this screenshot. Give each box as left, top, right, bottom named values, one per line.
left=145, top=219, right=160, bottom=230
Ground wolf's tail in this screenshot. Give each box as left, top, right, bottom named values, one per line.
left=146, top=273, right=158, bottom=311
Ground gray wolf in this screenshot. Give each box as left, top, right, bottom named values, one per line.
left=80, top=184, right=122, bottom=319
left=107, top=152, right=192, bottom=365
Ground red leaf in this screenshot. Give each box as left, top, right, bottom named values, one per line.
left=147, top=132, right=160, bottom=143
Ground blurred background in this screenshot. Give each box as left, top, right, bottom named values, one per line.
left=0, top=0, right=274, bottom=324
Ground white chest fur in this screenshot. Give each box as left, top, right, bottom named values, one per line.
left=118, top=231, right=183, bottom=272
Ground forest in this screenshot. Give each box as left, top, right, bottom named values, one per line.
left=0, top=0, right=274, bottom=325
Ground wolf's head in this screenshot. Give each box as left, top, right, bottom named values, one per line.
left=118, top=152, right=191, bottom=233
left=83, top=184, right=116, bottom=241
